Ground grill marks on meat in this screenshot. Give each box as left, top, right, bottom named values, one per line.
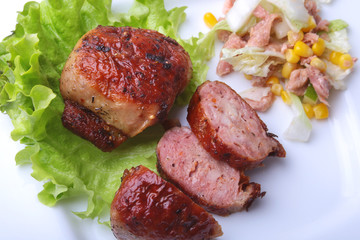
left=156, top=127, right=264, bottom=216
left=60, top=26, right=192, bottom=151
left=187, top=81, right=286, bottom=169
left=110, top=165, right=223, bottom=240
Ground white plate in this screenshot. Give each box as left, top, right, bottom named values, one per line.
left=1, top=0, right=360, bottom=239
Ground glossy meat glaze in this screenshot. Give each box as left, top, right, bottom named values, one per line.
left=60, top=26, right=192, bottom=151
left=187, top=81, right=286, bottom=169
left=110, top=165, right=223, bottom=240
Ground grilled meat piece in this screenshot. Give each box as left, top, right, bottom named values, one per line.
left=187, top=81, right=286, bottom=169
left=60, top=25, right=192, bottom=151
left=157, top=126, right=264, bottom=216
left=110, top=165, right=223, bottom=240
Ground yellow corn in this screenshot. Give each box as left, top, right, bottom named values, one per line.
left=266, top=76, right=280, bottom=85
left=203, top=12, right=218, bottom=28
left=312, top=38, right=326, bottom=56
left=302, top=16, right=317, bottom=32
left=338, top=54, right=354, bottom=70
left=302, top=103, right=314, bottom=119
left=282, top=62, right=298, bottom=79
left=287, top=31, right=304, bottom=45
left=285, top=49, right=300, bottom=63
left=294, top=41, right=313, bottom=57
left=313, top=103, right=329, bottom=119
left=244, top=73, right=253, bottom=80
left=271, top=83, right=283, bottom=96
left=310, top=57, right=327, bottom=72
left=329, top=51, right=342, bottom=65
left=281, top=91, right=292, bottom=105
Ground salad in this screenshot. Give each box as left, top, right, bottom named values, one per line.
left=204, top=0, right=356, bottom=142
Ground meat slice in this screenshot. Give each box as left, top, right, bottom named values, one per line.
left=110, top=165, right=222, bottom=240
left=187, top=81, right=286, bottom=169
left=60, top=26, right=192, bottom=151
left=157, top=127, right=264, bottom=216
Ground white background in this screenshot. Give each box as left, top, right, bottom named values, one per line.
left=1, top=0, right=360, bottom=239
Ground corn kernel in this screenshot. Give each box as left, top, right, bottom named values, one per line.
left=281, top=91, right=292, bottom=105
left=338, top=54, right=354, bottom=70
left=313, top=103, right=329, bottom=119
left=244, top=74, right=253, bottom=80
left=302, top=16, right=317, bottom=32
left=312, top=38, right=326, bottom=56
left=287, top=31, right=304, bottom=45
left=271, top=83, right=283, bottom=96
left=203, top=12, right=218, bottom=28
left=302, top=103, right=314, bottom=119
left=310, top=57, right=327, bottom=72
left=282, top=62, right=298, bottom=79
left=285, top=49, right=300, bottom=63
left=329, top=51, right=342, bottom=65
left=294, top=41, right=313, bottom=57
left=266, top=76, right=280, bottom=85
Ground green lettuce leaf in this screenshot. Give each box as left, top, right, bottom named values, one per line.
left=328, top=19, right=349, bottom=33
left=0, top=0, right=215, bottom=223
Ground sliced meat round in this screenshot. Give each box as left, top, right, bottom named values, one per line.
left=110, top=165, right=222, bottom=240
left=187, top=81, right=286, bottom=169
left=157, top=127, right=264, bottom=216
left=60, top=25, right=192, bottom=151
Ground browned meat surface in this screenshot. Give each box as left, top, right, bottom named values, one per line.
left=157, top=127, right=264, bottom=216
left=62, top=100, right=127, bottom=151
left=110, top=165, right=223, bottom=240
left=216, top=33, right=246, bottom=76
left=187, top=81, right=286, bottom=169
left=60, top=25, right=192, bottom=151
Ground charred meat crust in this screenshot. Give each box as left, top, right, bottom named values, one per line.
left=110, top=165, right=223, bottom=240
left=187, top=81, right=286, bottom=170
left=60, top=26, right=193, bottom=151
left=74, top=25, right=191, bottom=108
left=62, top=99, right=127, bottom=151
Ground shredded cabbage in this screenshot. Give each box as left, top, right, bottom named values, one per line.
left=226, top=0, right=261, bottom=32
left=221, top=47, right=285, bottom=77
left=283, top=93, right=312, bottom=142
left=267, top=0, right=310, bottom=32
